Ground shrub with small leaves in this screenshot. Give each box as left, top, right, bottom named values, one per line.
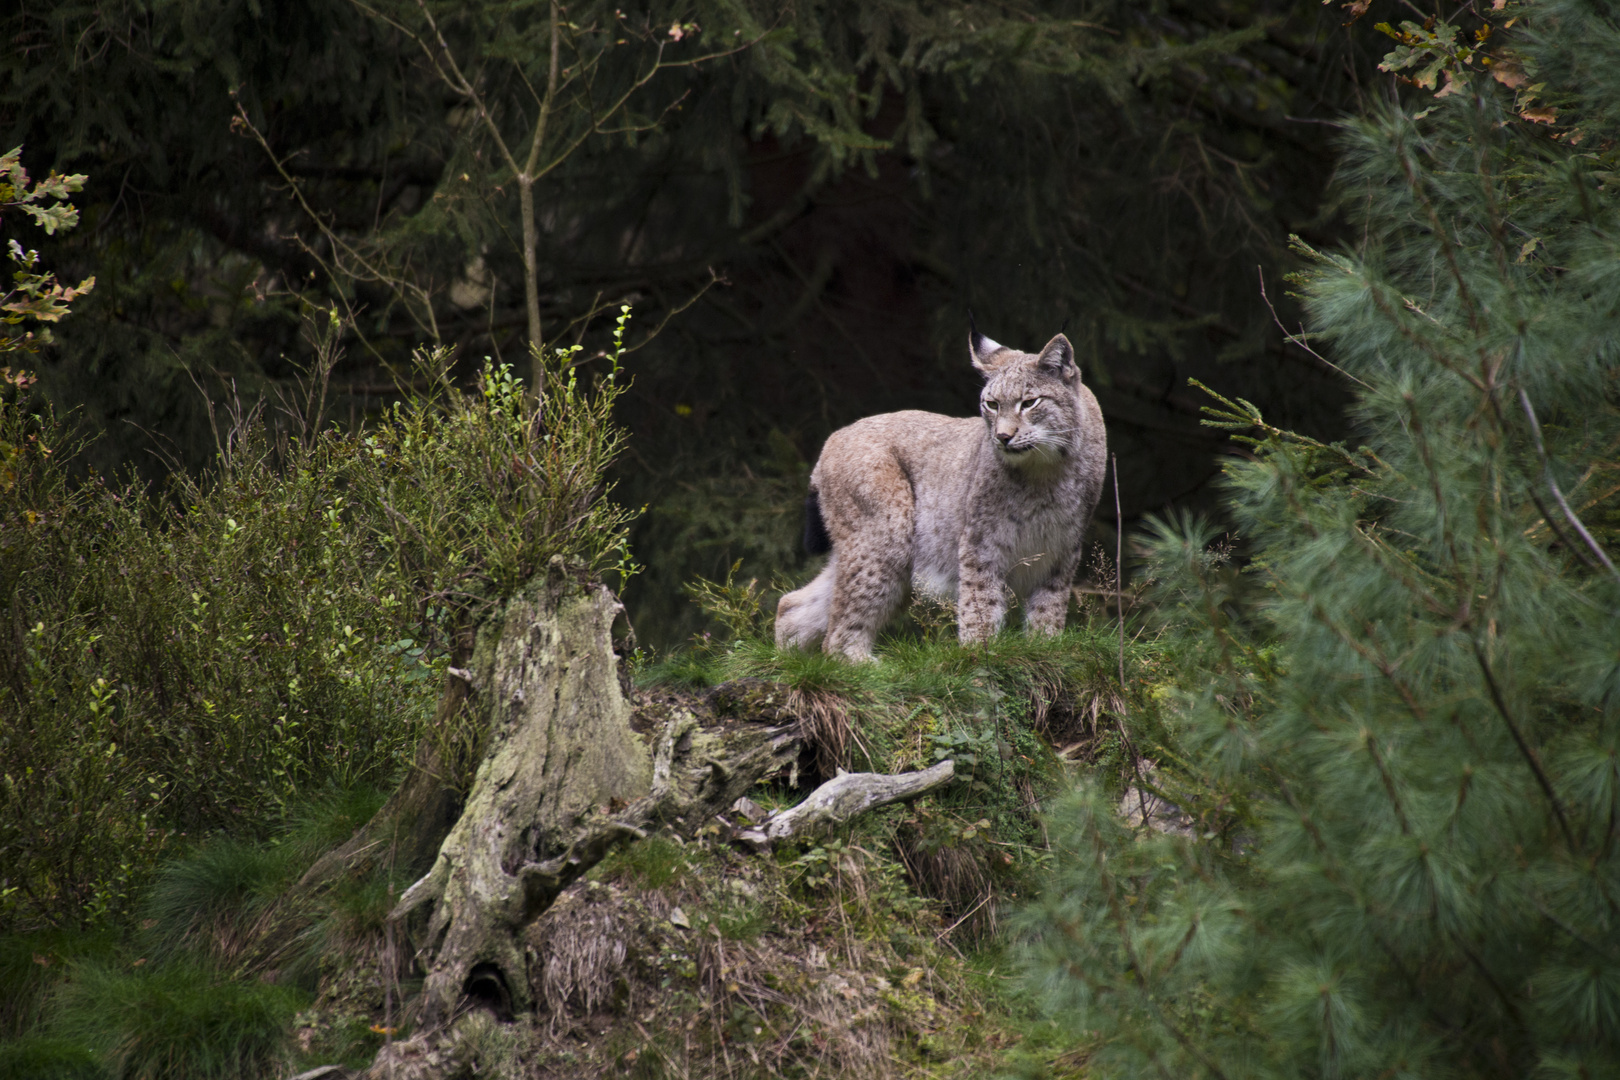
left=0, top=318, right=637, bottom=930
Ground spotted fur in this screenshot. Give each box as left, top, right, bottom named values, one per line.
left=776, top=329, right=1107, bottom=660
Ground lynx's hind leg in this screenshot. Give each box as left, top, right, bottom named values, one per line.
left=776, top=557, right=836, bottom=650
left=822, top=460, right=915, bottom=661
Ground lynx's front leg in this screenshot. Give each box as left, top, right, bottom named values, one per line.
left=956, top=533, right=1008, bottom=644
left=1023, top=545, right=1083, bottom=636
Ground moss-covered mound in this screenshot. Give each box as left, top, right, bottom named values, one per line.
left=2, top=622, right=1166, bottom=1080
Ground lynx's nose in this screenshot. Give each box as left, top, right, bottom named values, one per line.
left=996, top=432, right=1013, bottom=446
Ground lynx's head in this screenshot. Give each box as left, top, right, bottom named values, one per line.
left=970, top=325, right=1082, bottom=469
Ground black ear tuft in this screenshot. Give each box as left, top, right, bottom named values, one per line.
left=969, top=312, right=1007, bottom=372
left=1037, top=333, right=1077, bottom=378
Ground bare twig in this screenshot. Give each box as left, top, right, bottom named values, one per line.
left=230, top=101, right=441, bottom=348
left=1257, top=265, right=1373, bottom=389
left=371, top=0, right=764, bottom=382
left=1111, top=453, right=1151, bottom=827
left=1519, top=388, right=1620, bottom=584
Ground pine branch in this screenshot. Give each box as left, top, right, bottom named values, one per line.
left=1517, top=388, right=1620, bottom=585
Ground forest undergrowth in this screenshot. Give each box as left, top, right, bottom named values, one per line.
left=2, top=595, right=1166, bottom=1080
left=1, top=297, right=1168, bottom=1078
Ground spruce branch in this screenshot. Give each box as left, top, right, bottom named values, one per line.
left=1188, top=378, right=1383, bottom=474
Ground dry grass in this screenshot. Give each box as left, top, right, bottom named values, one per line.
left=1033, top=674, right=1127, bottom=763
left=893, top=832, right=999, bottom=943
left=526, top=882, right=643, bottom=1028
left=788, top=686, right=857, bottom=778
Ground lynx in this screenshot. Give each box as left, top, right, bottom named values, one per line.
left=776, top=325, right=1107, bottom=660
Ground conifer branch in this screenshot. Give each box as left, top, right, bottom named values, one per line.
left=1188, top=378, right=1381, bottom=474
left=1273, top=776, right=1461, bottom=1032
left=1470, top=639, right=1576, bottom=851
left=1363, top=283, right=1486, bottom=393
left=1393, top=122, right=1482, bottom=338
left=1088, top=817, right=1232, bottom=1080
left=1403, top=397, right=1469, bottom=599
left=1361, top=732, right=1412, bottom=835
left=1517, top=388, right=1620, bottom=585
left=1452, top=936, right=1525, bottom=1029
left=1308, top=599, right=1438, bottom=725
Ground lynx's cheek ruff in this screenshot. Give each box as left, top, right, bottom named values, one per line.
left=776, top=325, right=1107, bottom=661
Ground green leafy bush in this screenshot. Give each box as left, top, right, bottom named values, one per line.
left=1021, top=4, right=1620, bottom=1075
left=0, top=317, right=636, bottom=930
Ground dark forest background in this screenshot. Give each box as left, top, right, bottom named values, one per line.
left=5, top=0, right=1384, bottom=645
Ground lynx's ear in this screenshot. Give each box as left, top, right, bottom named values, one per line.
left=1036, top=333, right=1078, bottom=381
left=969, top=312, right=1007, bottom=374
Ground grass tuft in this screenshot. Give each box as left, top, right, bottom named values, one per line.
left=0, top=929, right=118, bottom=1039
left=140, top=838, right=296, bottom=965
left=28, top=952, right=304, bottom=1080
left=599, top=835, right=698, bottom=890
left=52, top=957, right=304, bottom=1080
left=279, top=783, right=389, bottom=865
left=0, top=1035, right=103, bottom=1080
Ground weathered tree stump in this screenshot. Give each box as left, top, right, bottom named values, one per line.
left=391, top=576, right=652, bottom=1025
left=386, top=572, right=820, bottom=1029
left=354, top=568, right=953, bottom=1054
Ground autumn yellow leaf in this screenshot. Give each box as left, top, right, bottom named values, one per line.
left=1490, top=58, right=1529, bottom=89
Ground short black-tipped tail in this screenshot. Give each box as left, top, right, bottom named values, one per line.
left=803, top=491, right=832, bottom=555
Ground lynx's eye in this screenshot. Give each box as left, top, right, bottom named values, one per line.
left=983, top=399, right=999, bottom=412
left=1021, top=396, right=1043, bottom=411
